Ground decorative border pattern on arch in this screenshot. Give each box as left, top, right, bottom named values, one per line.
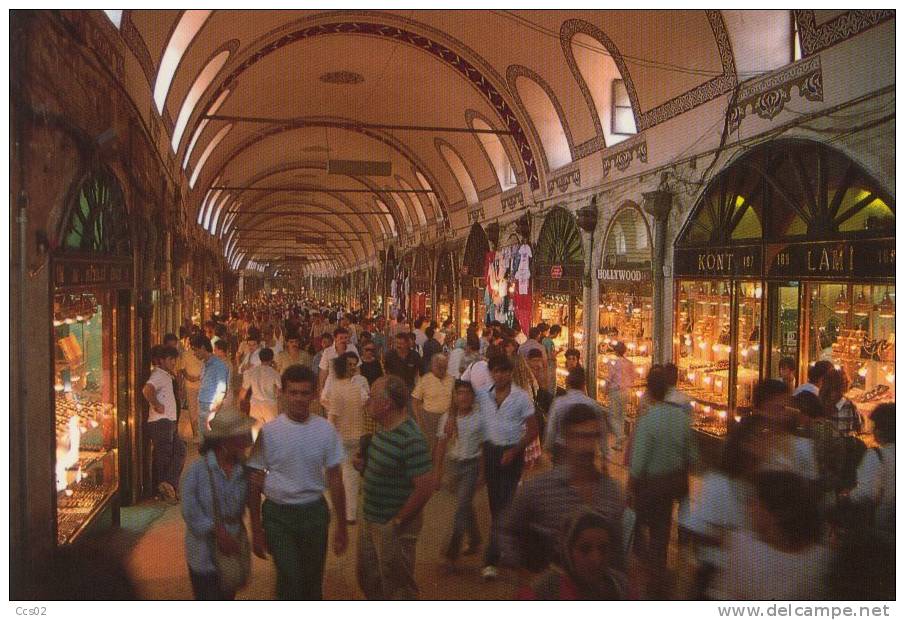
left=201, top=21, right=540, bottom=190
left=794, top=9, right=895, bottom=57
left=119, top=10, right=155, bottom=85
left=505, top=64, right=577, bottom=172
left=560, top=11, right=737, bottom=135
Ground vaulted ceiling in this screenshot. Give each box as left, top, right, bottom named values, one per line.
left=111, top=9, right=806, bottom=275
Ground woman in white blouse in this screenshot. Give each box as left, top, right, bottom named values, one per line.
left=320, top=351, right=369, bottom=523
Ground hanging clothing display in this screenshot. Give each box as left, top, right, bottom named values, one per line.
left=480, top=243, right=532, bottom=329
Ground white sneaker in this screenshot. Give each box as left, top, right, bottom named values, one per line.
left=481, top=565, right=498, bottom=580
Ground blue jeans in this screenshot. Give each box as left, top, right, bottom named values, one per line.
left=445, top=457, right=482, bottom=560
left=483, top=443, right=523, bottom=567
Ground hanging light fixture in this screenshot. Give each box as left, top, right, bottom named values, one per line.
left=878, top=291, right=894, bottom=318
left=834, top=289, right=849, bottom=314
left=853, top=291, right=871, bottom=317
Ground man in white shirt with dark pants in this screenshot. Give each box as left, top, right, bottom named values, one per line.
left=240, top=347, right=282, bottom=440
left=143, top=345, right=186, bottom=504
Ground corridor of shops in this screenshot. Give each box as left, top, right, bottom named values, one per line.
left=10, top=9, right=896, bottom=602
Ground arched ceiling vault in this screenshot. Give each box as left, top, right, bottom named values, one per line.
left=117, top=9, right=812, bottom=275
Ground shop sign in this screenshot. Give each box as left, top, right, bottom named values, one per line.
left=550, top=265, right=563, bottom=279
left=674, top=245, right=762, bottom=277
left=597, top=268, right=651, bottom=282
left=766, top=239, right=895, bottom=279
left=53, top=257, right=133, bottom=291
left=536, top=276, right=582, bottom=295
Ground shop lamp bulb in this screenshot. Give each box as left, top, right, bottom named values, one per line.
left=703, top=376, right=712, bottom=385
left=53, top=319, right=63, bottom=327
left=718, top=410, right=728, bottom=420
left=834, top=364, right=841, bottom=371
left=734, top=415, right=742, bottom=423
left=687, top=373, right=696, bottom=381
left=703, top=405, right=711, bottom=413
left=690, top=401, right=697, bottom=408
left=754, top=286, right=763, bottom=299
left=64, top=318, right=75, bottom=325
left=54, top=383, right=64, bottom=392
left=858, top=367, right=868, bottom=378
left=635, top=390, right=644, bottom=399
left=886, top=373, right=895, bottom=384
left=639, top=345, right=648, bottom=354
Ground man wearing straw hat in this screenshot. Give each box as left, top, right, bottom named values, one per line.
left=246, top=365, right=348, bottom=600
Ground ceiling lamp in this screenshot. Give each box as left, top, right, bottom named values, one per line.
left=853, top=291, right=871, bottom=317
left=877, top=291, right=895, bottom=318
left=834, top=289, right=850, bottom=314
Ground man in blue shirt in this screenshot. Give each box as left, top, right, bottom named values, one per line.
left=191, top=335, right=230, bottom=433
left=477, top=354, right=538, bottom=580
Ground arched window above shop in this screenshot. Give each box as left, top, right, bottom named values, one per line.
left=570, top=33, right=635, bottom=144
left=415, top=171, right=440, bottom=215
left=602, top=205, right=652, bottom=268
left=396, top=177, right=428, bottom=226
left=535, top=206, right=584, bottom=269
left=471, top=117, right=517, bottom=191
left=61, top=169, right=131, bottom=256
left=438, top=143, right=479, bottom=206
left=514, top=75, right=571, bottom=170
left=172, top=50, right=230, bottom=153
left=153, top=10, right=212, bottom=113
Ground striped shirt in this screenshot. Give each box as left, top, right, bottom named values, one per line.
left=500, top=466, right=625, bottom=570
left=362, top=417, right=432, bottom=524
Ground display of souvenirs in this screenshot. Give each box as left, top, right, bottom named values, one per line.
left=484, top=244, right=532, bottom=329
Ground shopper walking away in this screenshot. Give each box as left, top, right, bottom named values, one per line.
left=544, top=368, right=608, bottom=464
left=434, top=380, right=485, bottom=566
left=321, top=352, right=369, bottom=523
left=239, top=347, right=281, bottom=441
left=181, top=406, right=254, bottom=600
left=354, top=375, right=435, bottom=599
left=606, top=342, right=635, bottom=452
left=420, top=325, right=443, bottom=373
left=247, top=365, right=348, bottom=600
left=143, top=345, right=186, bottom=504
left=178, top=329, right=205, bottom=442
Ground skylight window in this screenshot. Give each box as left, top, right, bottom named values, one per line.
left=397, top=177, right=428, bottom=226
left=189, top=123, right=231, bottom=188
left=472, top=117, right=517, bottom=191
left=438, top=144, right=479, bottom=205
left=183, top=89, right=230, bottom=169
left=103, top=10, right=122, bottom=29
left=153, top=10, right=212, bottom=113
left=172, top=51, right=229, bottom=153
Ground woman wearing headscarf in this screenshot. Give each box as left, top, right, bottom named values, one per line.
left=518, top=509, right=630, bottom=600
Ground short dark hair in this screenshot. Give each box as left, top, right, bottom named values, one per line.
left=755, top=471, right=823, bottom=545
left=259, top=347, right=274, bottom=363
left=246, top=327, right=261, bottom=341
left=526, top=348, right=545, bottom=360
left=281, top=364, right=318, bottom=390
left=396, top=332, right=410, bottom=341
left=646, top=366, right=669, bottom=402
left=454, top=379, right=476, bottom=397
left=549, top=324, right=562, bottom=337
left=528, top=326, right=542, bottom=340
left=425, top=325, right=436, bottom=339
left=808, top=360, right=833, bottom=385
left=566, top=367, right=587, bottom=390
left=189, top=335, right=212, bottom=352
left=333, top=327, right=349, bottom=337
left=333, top=351, right=360, bottom=379
left=377, top=375, right=408, bottom=409
left=613, top=341, right=627, bottom=356
left=779, top=357, right=796, bottom=372
left=565, top=348, right=580, bottom=359
left=163, top=333, right=179, bottom=345
left=871, top=403, right=895, bottom=443
left=753, top=379, right=789, bottom=410
left=466, top=335, right=480, bottom=351
left=487, top=354, right=514, bottom=372
left=151, top=344, right=179, bottom=363
left=663, top=363, right=679, bottom=387
left=561, top=403, right=600, bottom=431
left=414, top=317, right=425, bottom=329
left=214, top=339, right=229, bottom=353
left=321, top=333, right=334, bottom=342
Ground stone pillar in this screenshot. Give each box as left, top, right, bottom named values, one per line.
left=576, top=197, right=600, bottom=398
left=642, top=189, right=674, bottom=365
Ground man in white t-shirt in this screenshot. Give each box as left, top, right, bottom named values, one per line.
left=240, top=347, right=282, bottom=439
left=247, top=365, right=348, bottom=600
left=318, top=327, right=358, bottom=392
left=142, top=345, right=186, bottom=504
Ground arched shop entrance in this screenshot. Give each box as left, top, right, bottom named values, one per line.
left=674, top=139, right=895, bottom=440
left=410, top=244, right=433, bottom=320
left=534, top=206, right=585, bottom=385
left=52, top=168, right=136, bottom=546
left=435, top=245, right=457, bottom=328
left=460, top=223, right=490, bottom=326
left=596, top=203, right=654, bottom=423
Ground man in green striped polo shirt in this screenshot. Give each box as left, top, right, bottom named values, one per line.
left=354, top=375, right=436, bottom=599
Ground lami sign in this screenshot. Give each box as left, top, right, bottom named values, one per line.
left=597, top=268, right=649, bottom=282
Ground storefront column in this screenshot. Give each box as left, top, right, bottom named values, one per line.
left=577, top=198, right=600, bottom=398
left=642, top=189, right=674, bottom=365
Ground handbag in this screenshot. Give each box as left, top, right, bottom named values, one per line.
left=205, top=463, right=251, bottom=592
